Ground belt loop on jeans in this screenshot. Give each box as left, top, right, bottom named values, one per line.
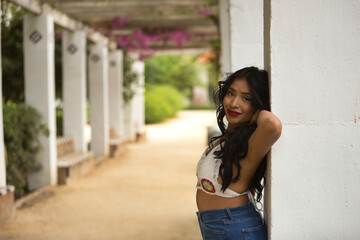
left=196, top=212, right=202, bottom=222
left=225, top=208, right=234, bottom=220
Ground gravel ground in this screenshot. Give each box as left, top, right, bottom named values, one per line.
left=0, top=110, right=216, bottom=240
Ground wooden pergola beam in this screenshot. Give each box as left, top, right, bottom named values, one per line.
left=9, top=0, right=219, bottom=50
left=9, top=0, right=117, bottom=49
left=43, top=0, right=209, bottom=6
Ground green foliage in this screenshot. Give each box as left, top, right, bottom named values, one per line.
left=1, top=2, right=27, bottom=103
left=3, top=101, right=49, bottom=199
left=54, top=27, right=63, bottom=99
left=144, top=55, right=200, bottom=98
left=56, top=105, right=63, bottom=136
left=186, top=105, right=216, bottom=110
left=145, top=85, right=184, bottom=124
left=123, top=52, right=140, bottom=103
left=1, top=3, right=63, bottom=102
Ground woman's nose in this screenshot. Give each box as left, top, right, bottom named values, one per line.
left=230, top=97, right=240, bottom=108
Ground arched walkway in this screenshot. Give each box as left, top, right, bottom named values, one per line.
left=0, top=110, right=216, bottom=240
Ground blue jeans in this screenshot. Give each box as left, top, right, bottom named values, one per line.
left=196, top=202, right=267, bottom=240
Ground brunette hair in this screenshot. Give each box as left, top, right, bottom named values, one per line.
left=210, top=66, right=270, bottom=202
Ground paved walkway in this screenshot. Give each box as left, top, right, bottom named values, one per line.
left=0, top=110, right=216, bottom=240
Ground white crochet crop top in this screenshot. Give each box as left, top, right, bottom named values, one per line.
left=196, top=143, right=248, bottom=198
left=196, top=142, right=265, bottom=220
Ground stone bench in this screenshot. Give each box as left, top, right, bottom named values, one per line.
left=109, top=128, right=127, bottom=158
left=109, top=137, right=127, bottom=158
left=56, top=137, right=95, bottom=185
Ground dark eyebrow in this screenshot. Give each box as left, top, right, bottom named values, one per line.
left=228, top=87, right=251, bottom=96
left=228, top=87, right=251, bottom=97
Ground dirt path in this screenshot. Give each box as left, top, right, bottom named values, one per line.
left=0, top=110, right=216, bottom=240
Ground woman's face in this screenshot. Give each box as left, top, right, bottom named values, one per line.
left=223, top=78, right=256, bottom=130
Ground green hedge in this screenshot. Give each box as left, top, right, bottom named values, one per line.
left=56, top=105, right=63, bottom=137
left=3, top=101, right=49, bottom=199
left=145, top=85, right=184, bottom=124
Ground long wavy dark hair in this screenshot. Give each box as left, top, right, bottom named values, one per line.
left=210, top=66, right=270, bottom=202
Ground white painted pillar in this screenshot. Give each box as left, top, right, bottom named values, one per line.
left=88, top=44, right=109, bottom=157
left=23, top=14, right=57, bottom=189
left=108, top=50, right=125, bottom=139
left=132, top=60, right=145, bottom=137
left=62, top=30, right=87, bottom=152
left=0, top=0, right=6, bottom=189
left=266, top=1, right=360, bottom=239
left=124, top=56, right=144, bottom=142
left=219, top=0, right=231, bottom=76
left=220, top=0, right=263, bottom=74
left=124, top=103, right=134, bottom=142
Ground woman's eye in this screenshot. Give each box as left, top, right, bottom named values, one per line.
left=243, top=97, right=251, bottom=101
left=227, top=91, right=233, bottom=96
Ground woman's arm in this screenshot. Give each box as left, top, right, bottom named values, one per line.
left=243, top=110, right=282, bottom=171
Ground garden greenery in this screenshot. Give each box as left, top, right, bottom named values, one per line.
left=145, top=85, right=184, bottom=124
left=3, top=101, right=49, bottom=199
left=144, top=54, right=200, bottom=98
left=123, top=52, right=140, bottom=104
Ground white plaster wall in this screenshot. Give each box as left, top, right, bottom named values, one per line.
left=268, top=1, right=360, bottom=239
left=228, top=0, right=263, bottom=71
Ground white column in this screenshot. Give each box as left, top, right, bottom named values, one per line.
left=219, top=0, right=231, bottom=76
left=23, top=14, right=57, bottom=189
left=62, top=30, right=87, bottom=152
left=124, top=56, right=144, bottom=142
left=220, top=0, right=263, bottom=73
left=266, top=1, right=360, bottom=239
left=124, top=103, right=134, bottom=142
left=108, top=50, right=124, bottom=138
left=0, top=0, right=6, bottom=189
left=88, top=44, right=109, bottom=157
left=132, top=60, right=145, bottom=137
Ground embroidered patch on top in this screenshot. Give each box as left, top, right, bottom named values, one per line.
left=201, top=178, right=215, bottom=193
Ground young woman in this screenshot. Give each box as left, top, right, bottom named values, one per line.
left=196, top=67, right=282, bottom=240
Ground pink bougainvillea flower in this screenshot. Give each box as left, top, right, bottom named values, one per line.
left=112, top=16, right=131, bottom=30
left=200, top=8, right=211, bottom=16
left=55, top=29, right=62, bottom=41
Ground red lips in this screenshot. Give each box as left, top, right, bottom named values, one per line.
left=227, top=109, right=241, bottom=117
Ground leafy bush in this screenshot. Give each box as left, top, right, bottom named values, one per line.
left=3, top=101, right=49, bottom=199
left=145, top=85, right=184, bottom=123
left=1, top=3, right=27, bottom=103
left=186, top=105, right=216, bottom=110
left=123, top=52, right=140, bottom=103
left=144, top=55, right=201, bottom=98
left=56, top=105, right=63, bottom=136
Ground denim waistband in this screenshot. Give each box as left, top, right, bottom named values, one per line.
left=196, top=202, right=255, bottom=221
